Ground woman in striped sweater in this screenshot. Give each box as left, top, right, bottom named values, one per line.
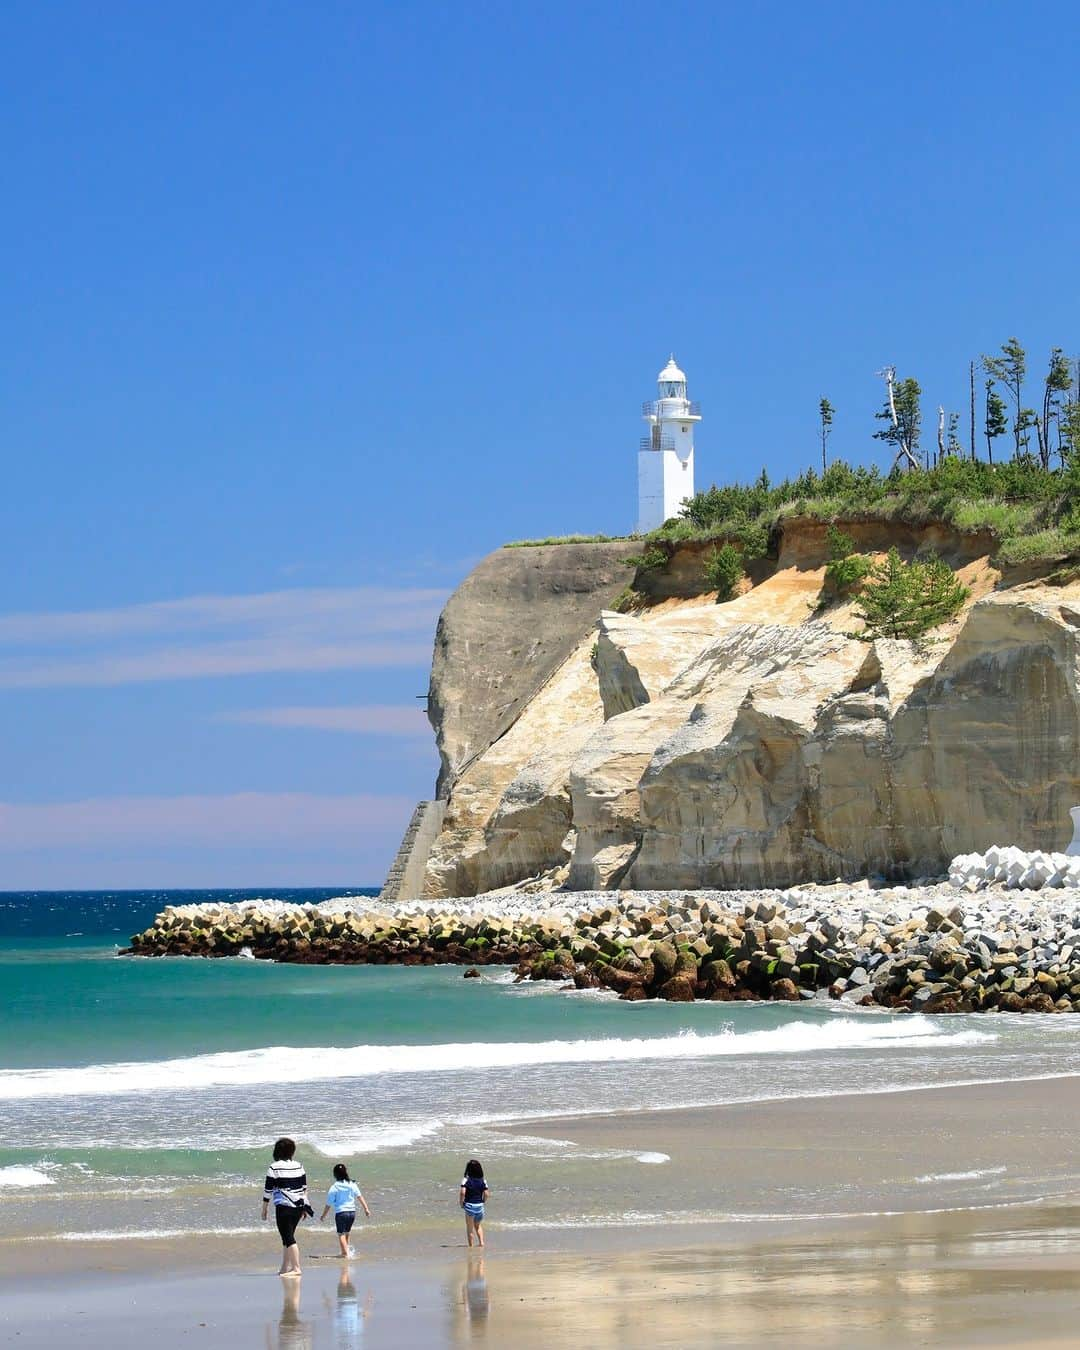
left=261, top=1137, right=309, bottom=1276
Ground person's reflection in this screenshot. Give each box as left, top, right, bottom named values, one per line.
left=461, top=1253, right=490, bottom=1331
left=270, top=1275, right=313, bottom=1350
left=322, top=1266, right=372, bottom=1348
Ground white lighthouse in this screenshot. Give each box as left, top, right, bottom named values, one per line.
left=637, top=356, right=700, bottom=533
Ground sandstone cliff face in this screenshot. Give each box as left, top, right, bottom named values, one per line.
left=427, top=540, right=639, bottom=797
left=419, top=524, right=1080, bottom=896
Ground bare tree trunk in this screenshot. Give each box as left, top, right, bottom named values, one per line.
left=881, top=366, right=919, bottom=471
left=1040, top=377, right=1055, bottom=470
left=937, top=406, right=945, bottom=467
left=969, top=361, right=976, bottom=461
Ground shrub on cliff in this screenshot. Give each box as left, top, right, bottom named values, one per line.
left=670, top=454, right=1080, bottom=566
left=823, top=525, right=870, bottom=593
left=854, top=547, right=968, bottom=640
left=703, top=543, right=745, bottom=600
left=624, top=544, right=669, bottom=573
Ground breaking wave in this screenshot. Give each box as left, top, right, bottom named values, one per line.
left=0, top=1018, right=989, bottom=1102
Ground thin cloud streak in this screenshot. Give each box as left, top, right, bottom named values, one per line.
left=0, top=585, right=444, bottom=688
left=0, top=640, right=433, bottom=689
left=221, top=705, right=432, bottom=735
left=0, top=587, right=445, bottom=644
left=0, top=793, right=415, bottom=850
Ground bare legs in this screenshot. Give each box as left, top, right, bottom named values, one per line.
left=278, top=1241, right=302, bottom=1276
left=464, top=1212, right=484, bottom=1248
left=337, top=1229, right=352, bottom=1259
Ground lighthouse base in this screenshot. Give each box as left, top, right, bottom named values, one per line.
left=637, top=448, right=693, bottom=533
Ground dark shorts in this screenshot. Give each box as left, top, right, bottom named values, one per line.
left=335, top=1211, right=356, bottom=1235
left=275, top=1204, right=304, bottom=1248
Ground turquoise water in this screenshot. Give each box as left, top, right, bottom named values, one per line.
left=4, top=890, right=1080, bottom=1246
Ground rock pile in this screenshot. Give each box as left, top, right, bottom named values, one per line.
left=125, top=883, right=1080, bottom=1014
left=949, top=847, right=1080, bottom=891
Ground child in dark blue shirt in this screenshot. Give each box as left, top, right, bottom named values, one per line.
left=459, top=1158, right=490, bottom=1248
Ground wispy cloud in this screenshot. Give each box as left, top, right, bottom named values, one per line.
left=0, top=587, right=444, bottom=688
left=220, top=705, right=431, bottom=735
left=0, top=793, right=415, bottom=851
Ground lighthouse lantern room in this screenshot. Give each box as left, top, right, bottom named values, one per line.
left=638, top=356, right=700, bottom=533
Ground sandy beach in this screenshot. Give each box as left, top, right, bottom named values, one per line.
left=6, top=1074, right=1080, bottom=1348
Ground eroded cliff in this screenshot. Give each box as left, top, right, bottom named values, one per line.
left=417, top=523, right=1080, bottom=896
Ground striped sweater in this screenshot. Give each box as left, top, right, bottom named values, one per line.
left=262, top=1158, right=307, bottom=1209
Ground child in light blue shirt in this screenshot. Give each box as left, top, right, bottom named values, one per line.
left=319, top=1163, right=371, bottom=1259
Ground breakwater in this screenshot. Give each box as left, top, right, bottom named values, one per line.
left=125, top=880, right=1080, bottom=1013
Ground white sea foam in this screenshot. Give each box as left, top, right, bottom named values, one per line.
left=914, top=1166, right=1007, bottom=1184
left=45, top=1225, right=264, bottom=1242
left=499, top=1197, right=1047, bottom=1230
left=306, top=1121, right=442, bottom=1156
left=635, top=1152, right=670, bottom=1164
left=0, top=1166, right=54, bottom=1188
left=0, top=1018, right=991, bottom=1102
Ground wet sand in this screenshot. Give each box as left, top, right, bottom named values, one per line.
left=519, top=1073, right=1080, bottom=1223
left=4, top=1211, right=1080, bottom=1349
left=5, top=1075, right=1080, bottom=1347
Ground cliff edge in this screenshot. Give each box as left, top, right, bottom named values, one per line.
left=427, top=540, right=639, bottom=796
left=401, top=521, right=1080, bottom=898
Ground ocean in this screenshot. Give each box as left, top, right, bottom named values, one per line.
left=4, top=889, right=1079, bottom=1250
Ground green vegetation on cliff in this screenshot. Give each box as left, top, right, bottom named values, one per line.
left=651, top=455, right=1080, bottom=566
left=854, top=547, right=969, bottom=640
left=504, top=532, right=623, bottom=547
left=702, top=543, right=745, bottom=600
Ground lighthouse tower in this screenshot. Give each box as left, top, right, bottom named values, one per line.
left=637, top=356, right=700, bottom=533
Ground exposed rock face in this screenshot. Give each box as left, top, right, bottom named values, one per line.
left=419, top=526, right=1080, bottom=895
left=427, top=541, right=639, bottom=796
left=596, top=607, right=732, bottom=719
left=423, top=633, right=603, bottom=897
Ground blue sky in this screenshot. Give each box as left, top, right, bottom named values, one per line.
left=2, top=1, right=1078, bottom=887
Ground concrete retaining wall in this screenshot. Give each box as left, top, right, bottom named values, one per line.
left=379, top=799, right=447, bottom=901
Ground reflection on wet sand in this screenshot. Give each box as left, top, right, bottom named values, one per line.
left=444, top=1208, right=1080, bottom=1348
left=321, top=1266, right=373, bottom=1348
left=269, top=1276, right=313, bottom=1350
left=461, top=1254, right=489, bottom=1332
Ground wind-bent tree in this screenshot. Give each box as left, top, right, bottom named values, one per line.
left=873, top=369, right=921, bottom=469
left=819, top=397, right=834, bottom=474
left=984, top=381, right=1008, bottom=464
left=1034, top=347, right=1073, bottom=469
left=982, top=337, right=1030, bottom=458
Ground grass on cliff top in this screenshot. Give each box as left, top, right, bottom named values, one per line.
left=645, top=456, right=1080, bottom=566
left=504, top=532, right=631, bottom=547
left=503, top=457, right=1080, bottom=566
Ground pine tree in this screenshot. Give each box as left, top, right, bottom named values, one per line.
left=819, top=397, right=834, bottom=474
left=910, top=555, right=970, bottom=632
left=946, top=411, right=962, bottom=456
left=1035, top=347, right=1073, bottom=469
left=854, top=548, right=968, bottom=640
left=873, top=375, right=922, bottom=469
left=982, top=337, right=1031, bottom=458
left=984, top=381, right=1008, bottom=464
left=1061, top=400, right=1080, bottom=466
